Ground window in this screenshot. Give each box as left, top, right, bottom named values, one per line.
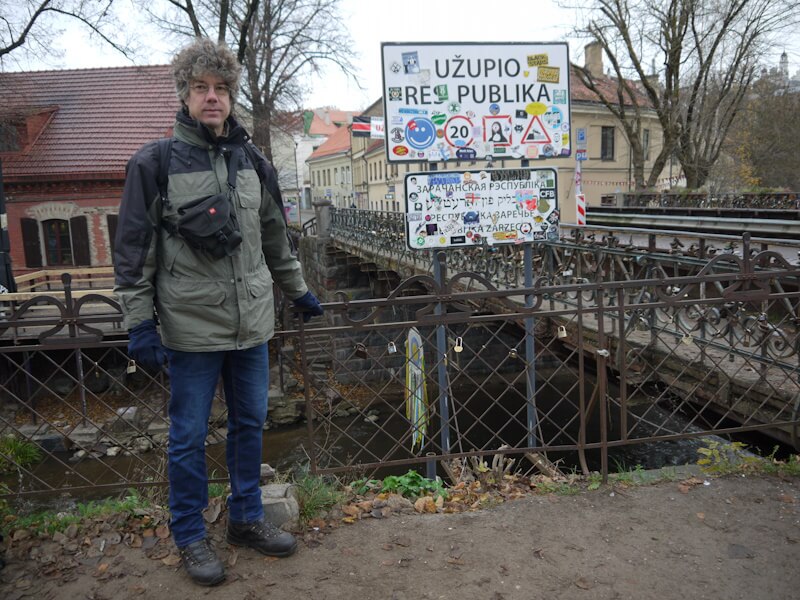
left=43, top=219, right=73, bottom=266
left=601, top=126, right=615, bottom=161
left=334, top=167, right=339, bottom=184
left=643, top=129, right=651, bottom=161
left=0, top=123, right=20, bottom=152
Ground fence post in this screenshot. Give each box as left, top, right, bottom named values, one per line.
left=313, top=198, right=333, bottom=239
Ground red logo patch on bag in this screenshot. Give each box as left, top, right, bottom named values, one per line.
left=208, top=207, right=217, bottom=215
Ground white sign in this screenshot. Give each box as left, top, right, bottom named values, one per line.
left=405, top=167, right=559, bottom=249
left=382, top=42, right=571, bottom=163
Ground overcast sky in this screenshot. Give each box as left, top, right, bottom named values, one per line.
left=21, top=0, right=800, bottom=112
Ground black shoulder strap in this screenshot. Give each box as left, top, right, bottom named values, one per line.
left=242, top=142, right=289, bottom=227
left=242, top=143, right=266, bottom=184
left=156, top=137, right=173, bottom=202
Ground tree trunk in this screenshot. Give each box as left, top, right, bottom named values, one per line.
left=250, top=100, right=274, bottom=163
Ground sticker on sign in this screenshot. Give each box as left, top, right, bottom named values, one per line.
left=404, top=167, right=559, bottom=249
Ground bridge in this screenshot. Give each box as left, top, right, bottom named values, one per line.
left=0, top=206, right=798, bottom=501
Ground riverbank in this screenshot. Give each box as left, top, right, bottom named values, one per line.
left=1, top=472, right=798, bottom=600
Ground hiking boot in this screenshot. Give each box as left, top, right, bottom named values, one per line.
left=178, top=538, right=225, bottom=586
left=227, top=516, right=297, bottom=557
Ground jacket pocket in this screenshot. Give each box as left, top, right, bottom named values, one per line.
left=159, top=277, right=227, bottom=305
left=246, top=267, right=273, bottom=298
left=237, top=171, right=261, bottom=209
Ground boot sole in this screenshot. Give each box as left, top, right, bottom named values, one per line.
left=226, top=532, right=297, bottom=557
left=191, top=572, right=226, bottom=587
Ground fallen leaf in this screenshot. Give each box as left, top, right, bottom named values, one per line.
left=341, top=505, right=361, bottom=518
left=575, top=576, right=593, bottom=590
left=533, top=548, right=545, bottom=559
left=380, top=559, right=394, bottom=567
left=145, top=544, right=170, bottom=560
left=678, top=484, right=690, bottom=494
left=162, top=554, right=181, bottom=567
left=342, top=516, right=356, bottom=524
left=128, top=534, right=143, bottom=549
left=155, top=525, right=170, bottom=539
left=142, top=528, right=154, bottom=538
left=778, top=494, right=795, bottom=504
left=696, top=512, right=705, bottom=520
left=446, top=557, right=465, bottom=565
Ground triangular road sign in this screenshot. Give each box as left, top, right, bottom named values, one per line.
left=521, top=115, right=552, bottom=144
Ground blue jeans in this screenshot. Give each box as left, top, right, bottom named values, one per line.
left=166, top=343, right=269, bottom=547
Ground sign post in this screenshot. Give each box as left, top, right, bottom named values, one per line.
left=575, top=127, right=587, bottom=226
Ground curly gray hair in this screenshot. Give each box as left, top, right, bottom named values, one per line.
left=172, top=38, right=242, bottom=108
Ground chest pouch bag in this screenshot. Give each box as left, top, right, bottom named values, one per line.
left=160, top=144, right=244, bottom=260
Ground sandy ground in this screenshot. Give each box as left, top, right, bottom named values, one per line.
left=2, top=473, right=798, bottom=600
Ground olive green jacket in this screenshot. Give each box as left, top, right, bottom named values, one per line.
left=113, top=112, right=307, bottom=351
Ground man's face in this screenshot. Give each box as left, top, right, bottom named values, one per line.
left=186, top=74, right=231, bottom=136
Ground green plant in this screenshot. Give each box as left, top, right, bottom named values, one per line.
left=294, top=472, right=345, bottom=525
left=0, top=435, right=42, bottom=472
left=349, top=477, right=382, bottom=496
left=534, top=479, right=579, bottom=496
left=208, top=471, right=228, bottom=499
left=696, top=441, right=761, bottom=474
left=1, top=489, right=150, bottom=537
left=379, top=470, right=448, bottom=500
left=587, top=472, right=602, bottom=490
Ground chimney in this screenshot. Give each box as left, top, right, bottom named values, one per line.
left=584, top=42, right=604, bottom=78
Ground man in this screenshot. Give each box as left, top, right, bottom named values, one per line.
left=113, top=38, right=323, bottom=586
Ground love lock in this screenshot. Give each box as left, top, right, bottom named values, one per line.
left=387, top=342, right=397, bottom=354
left=681, top=334, right=694, bottom=346
left=126, top=359, right=137, bottom=374
left=557, top=326, right=568, bottom=339
left=355, top=343, right=368, bottom=359
left=453, top=337, right=464, bottom=353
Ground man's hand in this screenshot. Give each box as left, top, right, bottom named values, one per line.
left=292, top=291, right=324, bottom=323
left=128, top=319, right=166, bottom=371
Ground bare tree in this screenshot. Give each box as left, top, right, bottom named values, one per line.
left=573, top=0, right=799, bottom=190
left=150, top=0, right=357, bottom=161
left=0, top=0, right=133, bottom=65
left=721, top=72, right=800, bottom=191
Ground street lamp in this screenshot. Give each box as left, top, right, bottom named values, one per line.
left=292, top=135, right=303, bottom=227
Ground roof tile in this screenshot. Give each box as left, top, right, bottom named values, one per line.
left=0, top=65, right=179, bottom=179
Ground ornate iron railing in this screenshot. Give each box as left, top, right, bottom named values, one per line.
left=1, top=243, right=798, bottom=501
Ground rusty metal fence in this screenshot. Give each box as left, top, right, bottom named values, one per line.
left=1, top=239, right=798, bottom=502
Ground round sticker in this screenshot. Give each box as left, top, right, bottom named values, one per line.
left=405, top=118, right=436, bottom=150
left=444, top=115, right=474, bottom=148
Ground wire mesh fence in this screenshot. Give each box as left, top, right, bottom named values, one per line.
left=1, top=243, right=798, bottom=503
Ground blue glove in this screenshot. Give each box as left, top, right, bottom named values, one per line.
left=293, top=291, right=323, bottom=322
left=128, top=319, right=166, bottom=371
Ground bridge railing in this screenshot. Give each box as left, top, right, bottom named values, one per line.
left=1, top=247, right=798, bottom=501
left=328, top=207, right=800, bottom=289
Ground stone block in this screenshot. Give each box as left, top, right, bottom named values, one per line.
left=69, top=424, right=102, bottom=446
left=260, top=483, right=299, bottom=530
left=33, top=432, right=69, bottom=453
left=106, top=406, right=142, bottom=433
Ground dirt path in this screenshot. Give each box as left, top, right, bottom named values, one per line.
left=2, top=474, right=799, bottom=600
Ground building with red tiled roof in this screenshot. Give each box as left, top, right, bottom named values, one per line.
left=306, top=125, right=355, bottom=208
left=0, top=65, right=179, bottom=275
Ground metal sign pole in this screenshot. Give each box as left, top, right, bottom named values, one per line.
left=524, top=243, right=538, bottom=448
left=432, top=249, right=451, bottom=477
